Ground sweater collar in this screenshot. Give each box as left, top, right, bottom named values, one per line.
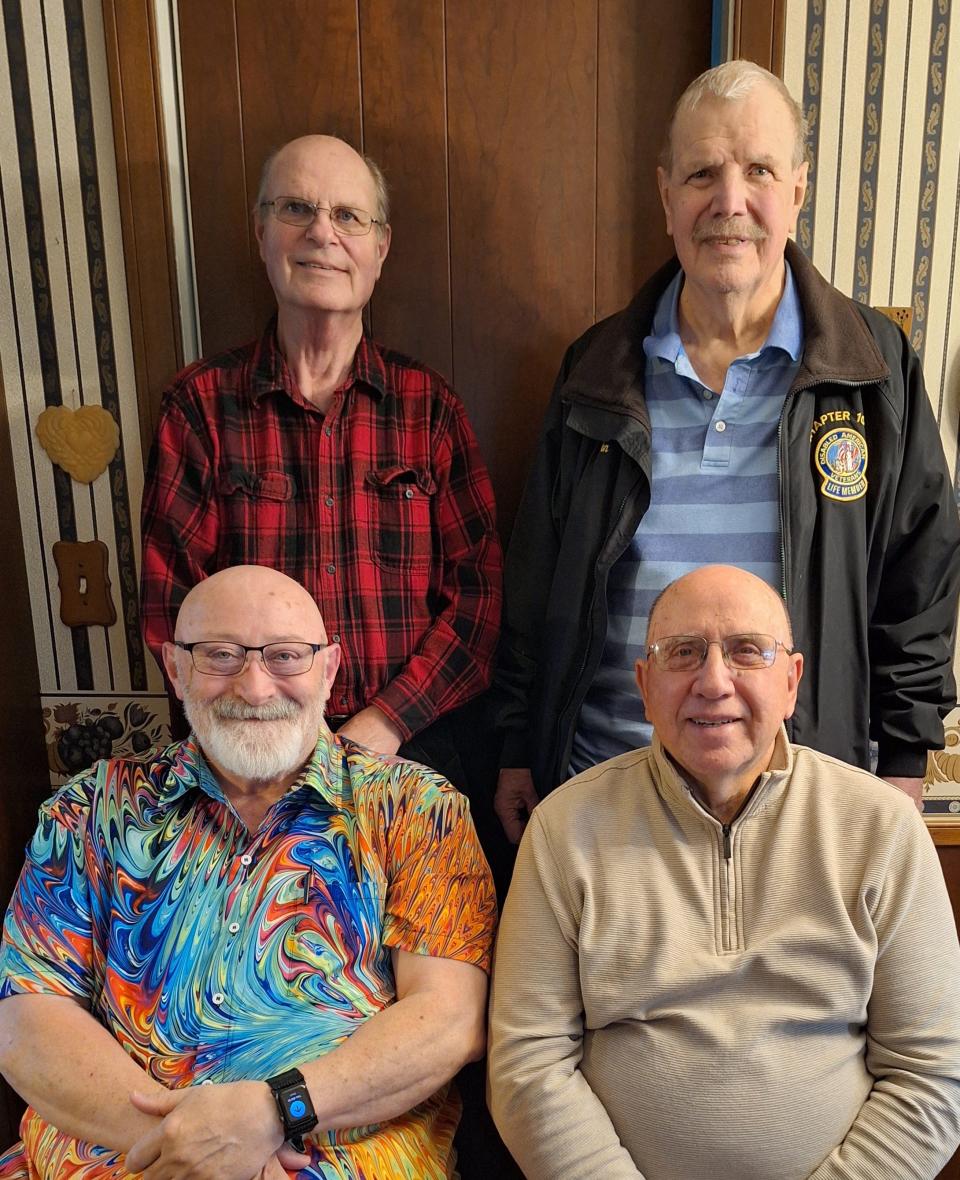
left=651, top=724, right=794, bottom=825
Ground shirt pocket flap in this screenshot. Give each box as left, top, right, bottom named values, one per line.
left=218, top=466, right=296, bottom=500
left=364, top=465, right=437, bottom=496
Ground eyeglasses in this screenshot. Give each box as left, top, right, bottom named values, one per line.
left=175, top=641, right=327, bottom=677
left=646, top=633, right=793, bottom=672
left=259, top=196, right=383, bottom=236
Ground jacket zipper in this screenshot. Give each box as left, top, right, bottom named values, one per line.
left=721, top=823, right=735, bottom=953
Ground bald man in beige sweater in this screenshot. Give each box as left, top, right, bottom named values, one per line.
left=488, top=566, right=960, bottom=1179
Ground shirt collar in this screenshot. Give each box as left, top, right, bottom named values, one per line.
left=644, top=262, right=804, bottom=367
left=155, top=728, right=347, bottom=810
left=246, top=318, right=388, bottom=405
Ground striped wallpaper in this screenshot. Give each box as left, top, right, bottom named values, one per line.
left=0, top=0, right=167, bottom=781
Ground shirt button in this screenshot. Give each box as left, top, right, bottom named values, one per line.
left=240, top=853, right=253, bottom=866
left=331, top=633, right=341, bottom=644
left=703, top=390, right=714, bottom=400
left=339, top=695, right=347, bottom=706
left=200, top=1079, right=215, bottom=1086
left=228, top=922, right=240, bottom=934
left=404, top=488, right=414, bottom=499
left=324, top=496, right=334, bottom=507
left=326, top=563, right=336, bottom=574
left=212, top=992, right=225, bottom=1005
left=324, top=425, right=332, bottom=437
left=715, top=420, right=726, bottom=432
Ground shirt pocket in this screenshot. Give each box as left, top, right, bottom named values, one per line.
left=363, top=466, right=437, bottom=573
left=216, top=466, right=296, bottom=566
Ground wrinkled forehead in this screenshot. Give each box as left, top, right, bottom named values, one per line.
left=669, top=89, right=796, bottom=166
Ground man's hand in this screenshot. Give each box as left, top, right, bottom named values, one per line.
left=495, top=768, right=540, bottom=843
left=881, top=775, right=925, bottom=811
left=336, top=705, right=404, bottom=755
left=125, top=1082, right=309, bottom=1180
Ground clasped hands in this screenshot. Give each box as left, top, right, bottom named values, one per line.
left=124, top=1082, right=311, bottom=1180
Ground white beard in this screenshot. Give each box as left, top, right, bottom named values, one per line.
left=183, top=690, right=326, bottom=783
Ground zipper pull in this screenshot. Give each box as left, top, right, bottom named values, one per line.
left=722, top=824, right=732, bottom=860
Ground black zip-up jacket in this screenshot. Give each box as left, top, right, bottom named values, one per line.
left=495, top=242, right=960, bottom=794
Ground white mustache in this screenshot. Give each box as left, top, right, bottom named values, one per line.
left=211, top=697, right=301, bottom=721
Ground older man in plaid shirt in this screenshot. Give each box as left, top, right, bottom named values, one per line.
left=141, top=135, right=502, bottom=783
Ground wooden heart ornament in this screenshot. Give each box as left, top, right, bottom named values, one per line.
left=35, top=405, right=120, bottom=483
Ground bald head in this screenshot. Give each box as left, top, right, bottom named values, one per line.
left=647, top=566, right=793, bottom=646
left=175, top=566, right=326, bottom=644
left=255, top=135, right=390, bottom=229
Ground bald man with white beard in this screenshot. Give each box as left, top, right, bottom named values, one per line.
left=0, top=566, right=496, bottom=1180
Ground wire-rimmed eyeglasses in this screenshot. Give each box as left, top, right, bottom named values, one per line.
left=646, top=633, right=794, bottom=672
left=259, top=196, right=383, bottom=236
left=175, top=640, right=327, bottom=677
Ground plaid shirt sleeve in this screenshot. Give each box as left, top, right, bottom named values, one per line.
left=140, top=384, right=222, bottom=665
left=370, top=392, right=503, bottom=738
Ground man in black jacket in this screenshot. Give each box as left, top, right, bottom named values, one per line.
left=494, top=60, right=960, bottom=841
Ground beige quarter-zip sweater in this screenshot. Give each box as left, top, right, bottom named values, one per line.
left=488, top=730, right=960, bottom=1179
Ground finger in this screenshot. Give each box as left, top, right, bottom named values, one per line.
left=124, top=1128, right=163, bottom=1173
left=129, top=1088, right=181, bottom=1116
left=504, top=813, right=526, bottom=844
left=276, top=1141, right=311, bottom=1169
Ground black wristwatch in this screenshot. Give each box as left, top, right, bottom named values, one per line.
left=266, top=1067, right=318, bottom=1152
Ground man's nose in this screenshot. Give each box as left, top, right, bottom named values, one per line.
left=233, top=652, right=281, bottom=703
left=304, top=207, right=339, bottom=245
left=711, top=167, right=749, bottom=218
left=692, top=644, right=736, bottom=696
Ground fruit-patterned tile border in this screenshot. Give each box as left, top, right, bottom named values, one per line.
left=41, top=694, right=171, bottom=786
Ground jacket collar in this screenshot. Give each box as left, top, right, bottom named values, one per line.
left=560, top=240, right=889, bottom=429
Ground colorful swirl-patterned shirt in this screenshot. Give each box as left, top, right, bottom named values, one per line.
left=0, top=731, right=497, bottom=1179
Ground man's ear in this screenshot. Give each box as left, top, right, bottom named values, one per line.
left=162, top=641, right=187, bottom=702
left=635, top=658, right=649, bottom=708
left=783, top=650, right=804, bottom=719
left=657, top=167, right=674, bottom=237
left=374, top=223, right=392, bottom=278
left=321, top=642, right=341, bottom=694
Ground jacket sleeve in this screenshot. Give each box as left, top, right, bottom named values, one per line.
left=866, top=317, right=960, bottom=777
left=139, top=389, right=221, bottom=669
left=487, top=812, right=646, bottom=1179
left=807, top=807, right=960, bottom=1177
left=369, top=394, right=503, bottom=739
left=493, top=353, right=577, bottom=770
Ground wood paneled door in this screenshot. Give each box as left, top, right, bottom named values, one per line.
left=174, top=0, right=713, bottom=530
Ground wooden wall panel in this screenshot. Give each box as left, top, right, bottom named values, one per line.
left=360, top=0, right=451, bottom=377
left=178, top=0, right=259, bottom=356
left=446, top=2, right=598, bottom=526
left=732, top=0, right=786, bottom=74
left=101, top=0, right=183, bottom=448
left=597, top=1, right=713, bottom=319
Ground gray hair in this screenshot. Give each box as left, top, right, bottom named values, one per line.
left=254, top=140, right=391, bottom=233
left=660, top=60, right=808, bottom=173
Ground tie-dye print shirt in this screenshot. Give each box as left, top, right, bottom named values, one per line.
left=0, top=731, right=496, bottom=1179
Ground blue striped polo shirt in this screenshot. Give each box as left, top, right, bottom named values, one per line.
left=569, top=264, right=803, bottom=775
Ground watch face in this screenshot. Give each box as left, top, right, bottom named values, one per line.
left=280, top=1082, right=316, bottom=1129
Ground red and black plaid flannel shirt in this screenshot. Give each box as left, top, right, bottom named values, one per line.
left=140, top=324, right=502, bottom=739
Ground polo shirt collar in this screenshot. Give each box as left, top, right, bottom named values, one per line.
left=644, top=263, right=803, bottom=367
